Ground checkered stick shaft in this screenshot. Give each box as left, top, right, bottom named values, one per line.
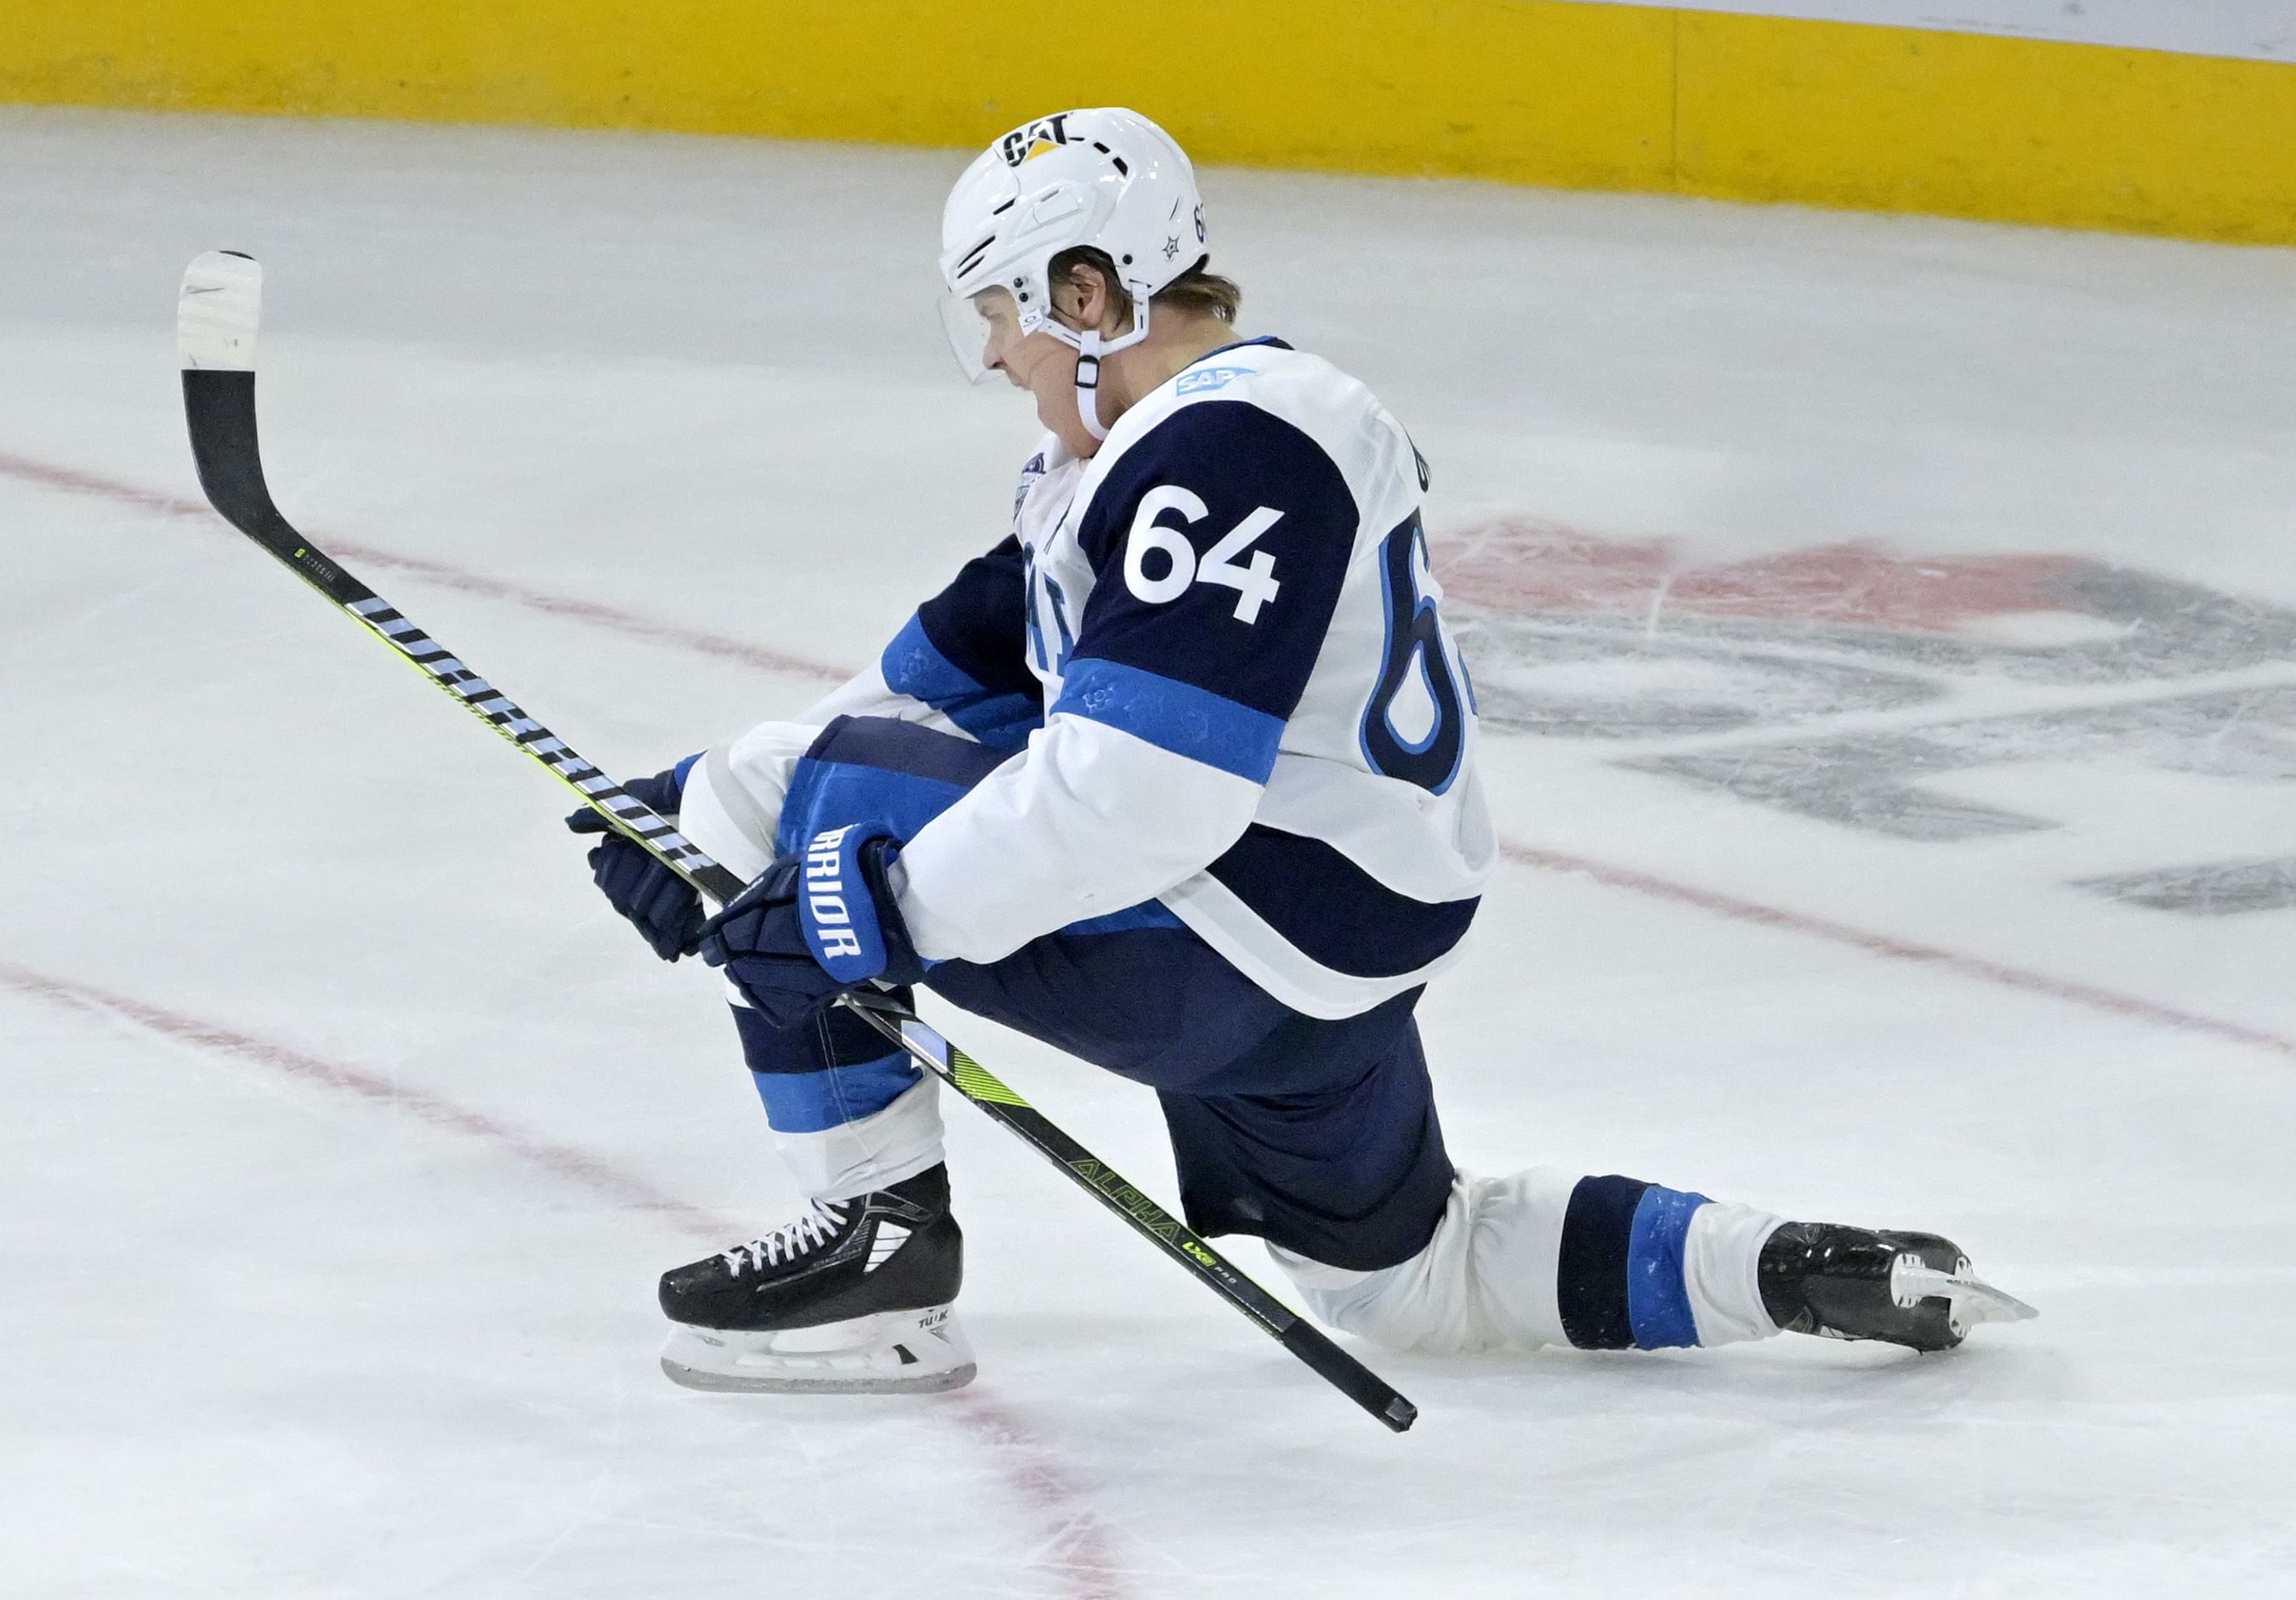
left=342, top=594, right=715, bottom=879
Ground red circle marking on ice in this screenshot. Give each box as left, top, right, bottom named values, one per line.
left=1435, top=519, right=2085, bottom=633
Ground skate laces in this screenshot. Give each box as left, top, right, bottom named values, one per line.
left=721, top=1197, right=851, bottom=1275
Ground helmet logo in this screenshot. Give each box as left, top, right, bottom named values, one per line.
left=1001, top=113, right=1075, bottom=167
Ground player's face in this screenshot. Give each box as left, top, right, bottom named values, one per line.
left=971, top=287, right=1102, bottom=455
left=969, top=288, right=1027, bottom=377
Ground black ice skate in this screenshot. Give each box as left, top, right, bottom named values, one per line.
left=657, top=1164, right=972, bottom=1393
left=1759, top=1223, right=2036, bottom=1352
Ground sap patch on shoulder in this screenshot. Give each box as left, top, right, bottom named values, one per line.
left=1177, top=366, right=1250, bottom=396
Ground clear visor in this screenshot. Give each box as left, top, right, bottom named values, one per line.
left=937, top=283, right=1024, bottom=386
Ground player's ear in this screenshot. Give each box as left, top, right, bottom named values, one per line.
left=1062, top=260, right=1116, bottom=335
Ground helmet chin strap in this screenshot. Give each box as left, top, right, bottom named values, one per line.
left=1072, top=330, right=1110, bottom=443
left=1062, top=298, right=1151, bottom=446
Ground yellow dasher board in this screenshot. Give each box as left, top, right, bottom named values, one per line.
left=3, top=1, right=2293, bottom=244
left=1576, top=0, right=2296, bottom=63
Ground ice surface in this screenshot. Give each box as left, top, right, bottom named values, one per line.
left=3, top=108, right=2293, bottom=1598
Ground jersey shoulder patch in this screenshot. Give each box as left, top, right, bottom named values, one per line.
left=1013, top=434, right=1060, bottom=518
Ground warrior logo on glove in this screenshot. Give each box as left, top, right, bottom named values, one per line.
left=801, top=825, right=885, bottom=977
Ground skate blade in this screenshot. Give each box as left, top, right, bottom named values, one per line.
left=658, top=1304, right=977, bottom=1396
left=660, top=1358, right=978, bottom=1395
left=1892, top=1262, right=2039, bottom=1337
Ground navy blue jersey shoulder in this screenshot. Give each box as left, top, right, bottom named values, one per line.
left=1069, top=399, right=1358, bottom=723
left=913, top=535, right=1036, bottom=699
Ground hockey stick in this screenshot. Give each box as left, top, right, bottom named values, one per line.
left=176, top=252, right=1417, bottom=1433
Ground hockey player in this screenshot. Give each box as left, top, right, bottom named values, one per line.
left=570, top=107, right=2032, bottom=1393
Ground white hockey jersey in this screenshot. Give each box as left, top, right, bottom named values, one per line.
left=796, top=337, right=1495, bottom=1019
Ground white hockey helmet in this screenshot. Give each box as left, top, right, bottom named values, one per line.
left=937, top=107, right=1207, bottom=440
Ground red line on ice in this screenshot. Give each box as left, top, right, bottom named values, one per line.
left=0, top=961, right=742, bottom=1235
left=13, top=445, right=2295, bottom=1069
left=0, top=449, right=844, bottom=684
left=1498, top=846, right=2296, bottom=1063
left=0, top=960, right=1130, bottom=1600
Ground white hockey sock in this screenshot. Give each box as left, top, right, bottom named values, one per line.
left=1683, top=1200, right=1786, bottom=1347
left=772, top=1075, right=946, bottom=1201
left=1270, top=1169, right=1784, bottom=1355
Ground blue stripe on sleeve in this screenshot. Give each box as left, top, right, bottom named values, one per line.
left=1625, top=1184, right=1713, bottom=1350
left=1052, top=656, right=1285, bottom=783
left=880, top=612, right=1042, bottom=749
left=748, top=1052, right=923, bottom=1134
left=882, top=613, right=986, bottom=705
left=946, top=695, right=1042, bottom=746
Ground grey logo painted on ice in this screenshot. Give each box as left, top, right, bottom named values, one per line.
left=1627, top=687, right=2296, bottom=844
left=1438, top=524, right=2296, bottom=916
left=2075, top=858, right=2296, bottom=917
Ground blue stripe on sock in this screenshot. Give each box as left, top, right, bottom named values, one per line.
left=1625, top=1184, right=1712, bottom=1350
left=748, top=1052, right=922, bottom=1135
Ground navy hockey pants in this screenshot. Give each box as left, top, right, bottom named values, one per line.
left=731, top=715, right=1458, bottom=1273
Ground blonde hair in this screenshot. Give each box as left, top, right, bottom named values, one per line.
left=1049, top=246, right=1242, bottom=327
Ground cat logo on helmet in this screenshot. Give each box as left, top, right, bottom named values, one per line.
left=1000, top=114, right=1075, bottom=167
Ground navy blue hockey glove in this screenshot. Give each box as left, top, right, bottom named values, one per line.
left=698, top=825, right=926, bottom=1029
left=565, top=766, right=704, bottom=962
